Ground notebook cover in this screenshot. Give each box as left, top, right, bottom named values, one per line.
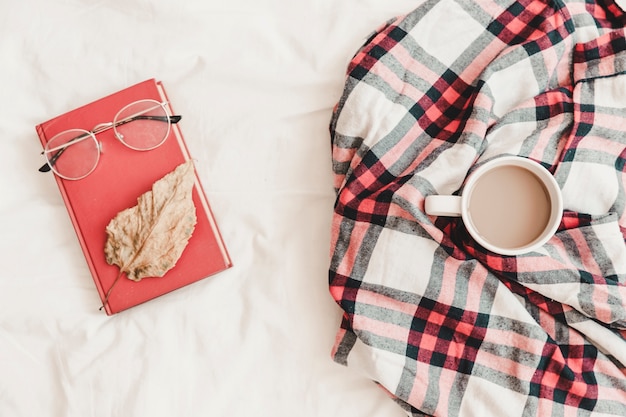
left=36, top=79, right=232, bottom=315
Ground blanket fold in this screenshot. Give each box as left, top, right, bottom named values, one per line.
left=329, top=1, right=626, bottom=415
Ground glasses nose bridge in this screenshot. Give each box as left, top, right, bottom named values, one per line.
left=90, top=122, right=112, bottom=154
left=92, top=121, right=122, bottom=148
left=92, top=121, right=114, bottom=133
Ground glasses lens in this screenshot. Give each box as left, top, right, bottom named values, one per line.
left=44, top=129, right=100, bottom=180
left=113, top=99, right=171, bottom=151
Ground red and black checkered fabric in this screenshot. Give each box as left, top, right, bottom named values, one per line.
left=329, top=1, right=626, bottom=415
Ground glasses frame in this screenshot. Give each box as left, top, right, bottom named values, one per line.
left=39, top=99, right=182, bottom=180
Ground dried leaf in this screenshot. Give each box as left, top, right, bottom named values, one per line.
left=104, top=160, right=197, bottom=289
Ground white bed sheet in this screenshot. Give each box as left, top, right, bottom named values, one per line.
left=0, top=0, right=419, bottom=416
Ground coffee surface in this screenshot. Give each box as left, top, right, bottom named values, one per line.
left=467, top=165, right=551, bottom=249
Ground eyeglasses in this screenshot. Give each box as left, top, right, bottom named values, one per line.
left=38, top=99, right=182, bottom=180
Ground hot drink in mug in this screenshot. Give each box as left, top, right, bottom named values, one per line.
left=425, top=156, right=562, bottom=256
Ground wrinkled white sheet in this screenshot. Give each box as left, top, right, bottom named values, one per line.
left=0, top=0, right=418, bottom=415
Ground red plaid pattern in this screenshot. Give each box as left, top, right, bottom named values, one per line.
left=329, top=1, right=626, bottom=415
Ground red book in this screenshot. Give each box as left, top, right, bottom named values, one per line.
left=36, top=79, right=232, bottom=315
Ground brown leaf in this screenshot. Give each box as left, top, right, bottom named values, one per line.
left=104, top=160, right=197, bottom=283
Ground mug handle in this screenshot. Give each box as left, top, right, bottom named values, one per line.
left=425, top=195, right=462, bottom=217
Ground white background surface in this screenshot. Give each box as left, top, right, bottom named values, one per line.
left=0, top=0, right=418, bottom=416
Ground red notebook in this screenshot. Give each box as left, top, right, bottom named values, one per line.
left=36, top=79, right=232, bottom=315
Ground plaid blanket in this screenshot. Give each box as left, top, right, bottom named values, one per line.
left=329, top=1, right=626, bottom=415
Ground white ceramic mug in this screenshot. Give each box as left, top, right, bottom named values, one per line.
left=425, top=156, right=563, bottom=256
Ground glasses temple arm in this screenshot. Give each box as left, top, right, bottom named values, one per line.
left=118, top=114, right=182, bottom=125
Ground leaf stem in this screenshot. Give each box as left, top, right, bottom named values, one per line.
left=100, top=271, right=124, bottom=311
